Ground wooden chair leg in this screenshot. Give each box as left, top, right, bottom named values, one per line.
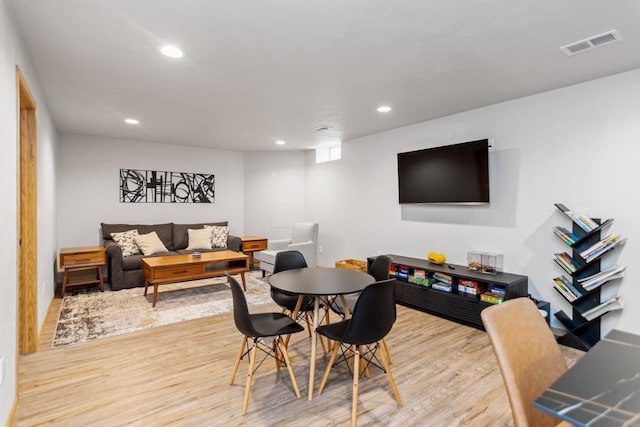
left=283, top=296, right=304, bottom=349
left=318, top=340, right=340, bottom=395
left=351, top=345, right=361, bottom=427
left=241, top=341, right=258, bottom=415
left=229, top=336, right=247, bottom=385
left=318, top=334, right=327, bottom=353
left=346, top=344, right=355, bottom=371
left=322, top=298, right=333, bottom=350
left=378, top=341, right=402, bottom=406
left=382, top=338, right=393, bottom=364
left=304, top=312, right=312, bottom=337
left=278, top=337, right=301, bottom=398
left=272, top=338, right=281, bottom=371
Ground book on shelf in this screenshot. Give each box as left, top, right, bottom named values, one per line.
left=458, top=284, right=484, bottom=295
left=552, top=276, right=582, bottom=301
left=555, top=203, right=599, bottom=232
left=480, top=291, right=504, bottom=304
left=578, top=234, right=626, bottom=262
left=458, top=279, right=479, bottom=287
left=553, top=252, right=582, bottom=274
left=553, top=282, right=576, bottom=302
left=432, top=272, right=452, bottom=285
left=553, top=226, right=579, bottom=246
left=432, top=282, right=452, bottom=292
left=578, top=265, right=626, bottom=291
left=581, top=296, right=624, bottom=321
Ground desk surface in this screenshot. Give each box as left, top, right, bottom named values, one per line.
left=534, top=329, right=640, bottom=426
left=269, top=268, right=374, bottom=295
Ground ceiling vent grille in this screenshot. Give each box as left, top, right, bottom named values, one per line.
left=560, top=30, right=622, bottom=56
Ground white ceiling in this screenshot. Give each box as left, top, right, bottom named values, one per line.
left=8, top=0, right=640, bottom=151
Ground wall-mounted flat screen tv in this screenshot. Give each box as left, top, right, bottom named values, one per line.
left=397, top=139, right=490, bottom=204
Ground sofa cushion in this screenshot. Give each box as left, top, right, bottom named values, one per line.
left=110, top=230, right=141, bottom=257
left=255, top=249, right=278, bottom=265
left=186, top=228, right=213, bottom=250
left=173, top=221, right=228, bottom=250
left=102, top=223, right=174, bottom=250
left=206, top=225, right=229, bottom=248
left=134, top=231, right=169, bottom=256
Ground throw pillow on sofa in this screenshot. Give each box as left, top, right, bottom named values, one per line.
left=206, top=225, right=229, bottom=248
left=110, top=229, right=141, bottom=257
left=186, top=228, right=213, bottom=250
left=134, top=231, right=169, bottom=255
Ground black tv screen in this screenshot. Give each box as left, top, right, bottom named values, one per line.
left=397, top=139, right=490, bottom=204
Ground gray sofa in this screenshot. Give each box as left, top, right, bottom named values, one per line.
left=101, top=221, right=241, bottom=291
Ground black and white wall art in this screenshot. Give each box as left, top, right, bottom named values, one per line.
left=119, top=169, right=215, bottom=203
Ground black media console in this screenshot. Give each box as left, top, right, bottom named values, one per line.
left=373, top=254, right=528, bottom=329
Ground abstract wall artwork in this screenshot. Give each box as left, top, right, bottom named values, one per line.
left=119, top=169, right=215, bottom=203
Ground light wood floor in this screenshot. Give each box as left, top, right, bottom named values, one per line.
left=13, top=298, right=584, bottom=426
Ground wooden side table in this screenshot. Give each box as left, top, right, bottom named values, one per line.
left=59, top=246, right=106, bottom=296
left=241, top=236, right=268, bottom=269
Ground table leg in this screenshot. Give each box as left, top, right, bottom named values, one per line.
left=144, top=279, right=149, bottom=296
left=309, top=295, right=320, bottom=400
left=153, top=283, right=159, bottom=307
left=61, top=269, right=69, bottom=297
left=240, top=271, right=247, bottom=291
left=97, top=266, right=104, bottom=292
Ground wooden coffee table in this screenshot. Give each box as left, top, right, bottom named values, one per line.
left=141, top=250, right=249, bottom=307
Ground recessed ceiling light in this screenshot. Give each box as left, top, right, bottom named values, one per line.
left=124, top=118, right=139, bottom=125
left=160, top=44, right=183, bottom=58
left=314, top=125, right=333, bottom=132
left=276, top=140, right=286, bottom=145
left=377, top=105, right=392, bottom=113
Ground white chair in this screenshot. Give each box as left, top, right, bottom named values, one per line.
left=255, top=223, right=318, bottom=275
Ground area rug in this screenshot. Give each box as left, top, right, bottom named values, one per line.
left=52, top=271, right=272, bottom=348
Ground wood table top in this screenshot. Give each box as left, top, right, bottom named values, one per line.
left=60, top=246, right=105, bottom=254
left=141, top=250, right=248, bottom=268
left=241, top=236, right=267, bottom=242
left=269, top=267, right=374, bottom=296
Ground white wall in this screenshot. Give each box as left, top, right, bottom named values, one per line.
left=244, top=151, right=307, bottom=240
left=56, top=134, right=246, bottom=248
left=304, top=69, right=640, bottom=335
left=0, top=0, right=58, bottom=423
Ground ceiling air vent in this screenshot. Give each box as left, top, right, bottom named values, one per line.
left=560, top=30, right=622, bottom=56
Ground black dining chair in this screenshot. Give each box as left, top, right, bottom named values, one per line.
left=317, top=279, right=402, bottom=427
left=271, top=250, right=316, bottom=335
left=226, top=272, right=304, bottom=415
left=329, top=255, right=394, bottom=362
left=329, top=255, right=392, bottom=316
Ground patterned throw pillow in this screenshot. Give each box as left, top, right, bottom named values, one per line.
left=110, top=229, right=140, bottom=257
left=133, top=231, right=169, bottom=256
left=186, top=228, right=213, bottom=250
left=206, top=225, right=228, bottom=248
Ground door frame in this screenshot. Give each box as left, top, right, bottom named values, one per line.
left=17, top=67, right=38, bottom=355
